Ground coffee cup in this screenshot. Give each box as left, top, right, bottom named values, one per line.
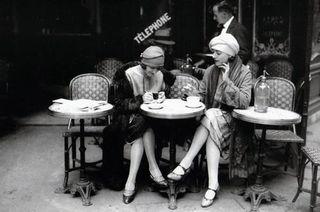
left=152, top=92, right=159, bottom=100
left=186, top=96, right=200, bottom=106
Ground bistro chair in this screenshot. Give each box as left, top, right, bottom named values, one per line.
left=60, top=73, right=111, bottom=191
left=292, top=146, right=320, bottom=211
left=254, top=77, right=304, bottom=173
left=168, top=73, right=200, bottom=99
left=96, top=58, right=123, bottom=81
left=265, top=58, right=293, bottom=81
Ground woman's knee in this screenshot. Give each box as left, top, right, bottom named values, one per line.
left=132, top=138, right=143, bottom=147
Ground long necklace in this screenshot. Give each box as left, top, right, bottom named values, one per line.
left=143, top=76, right=151, bottom=93
left=143, top=73, right=160, bottom=93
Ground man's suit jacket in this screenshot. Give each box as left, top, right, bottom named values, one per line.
left=226, top=19, right=251, bottom=64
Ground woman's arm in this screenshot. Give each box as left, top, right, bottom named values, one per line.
left=219, top=68, right=252, bottom=109
left=112, top=78, right=143, bottom=113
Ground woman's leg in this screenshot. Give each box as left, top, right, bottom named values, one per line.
left=125, top=138, right=144, bottom=191
left=170, top=124, right=209, bottom=175
left=142, top=128, right=163, bottom=177
left=204, top=137, right=220, bottom=198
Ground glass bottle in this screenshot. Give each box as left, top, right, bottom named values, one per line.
left=182, top=54, right=193, bottom=75
left=254, top=70, right=270, bottom=113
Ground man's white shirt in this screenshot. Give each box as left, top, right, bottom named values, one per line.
left=221, top=16, right=234, bottom=34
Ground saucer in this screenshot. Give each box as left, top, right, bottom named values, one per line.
left=185, top=103, right=202, bottom=108
left=148, top=104, right=163, bottom=110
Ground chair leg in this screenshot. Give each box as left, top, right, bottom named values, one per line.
left=292, top=154, right=307, bottom=202
left=155, top=140, right=163, bottom=164
left=63, top=136, right=70, bottom=189
left=284, top=143, right=290, bottom=171
left=297, top=144, right=303, bottom=176
left=310, top=164, right=318, bottom=212
left=72, top=137, right=77, bottom=168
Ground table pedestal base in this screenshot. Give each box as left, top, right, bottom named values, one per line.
left=166, top=179, right=187, bottom=210
left=243, top=184, right=284, bottom=212
left=70, top=178, right=96, bottom=206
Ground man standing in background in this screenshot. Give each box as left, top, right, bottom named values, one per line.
left=212, top=0, right=251, bottom=64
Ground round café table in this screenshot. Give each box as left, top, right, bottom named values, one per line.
left=232, top=106, right=301, bottom=212
left=48, top=101, right=113, bottom=206
left=140, top=98, right=205, bottom=210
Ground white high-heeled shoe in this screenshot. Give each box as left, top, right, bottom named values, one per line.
left=167, top=164, right=191, bottom=181
left=201, top=186, right=219, bottom=208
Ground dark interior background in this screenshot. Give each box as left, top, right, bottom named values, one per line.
left=0, top=0, right=311, bottom=118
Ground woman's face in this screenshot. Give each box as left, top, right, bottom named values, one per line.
left=211, top=49, right=230, bottom=67
left=144, top=65, right=160, bottom=78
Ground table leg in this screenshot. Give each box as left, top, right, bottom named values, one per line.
left=165, top=124, right=189, bottom=210
left=69, top=119, right=96, bottom=206
left=243, top=126, right=284, bottom=211
left=167, top=130, right=178, bottom=210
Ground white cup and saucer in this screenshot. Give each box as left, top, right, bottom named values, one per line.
left=186, top=96, right=202, bottom=108
left=147, top=91, right=165, bottom=110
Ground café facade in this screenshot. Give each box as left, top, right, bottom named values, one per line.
left=0, top=0, right=318, bottom=139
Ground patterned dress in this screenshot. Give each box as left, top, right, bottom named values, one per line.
left=199, top=56, right=255, bottom=179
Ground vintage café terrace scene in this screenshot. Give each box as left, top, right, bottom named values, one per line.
left=1, top=0, right=320, bottom=211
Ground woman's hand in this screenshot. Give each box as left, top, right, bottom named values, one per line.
left=143, top=92, right=153, bottom=103
left=219, top=63, right=230, bottom=81
left=157, top=91, right=165, bottom=103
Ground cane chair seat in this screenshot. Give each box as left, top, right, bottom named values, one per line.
left=96, top=58, right=123, bottom=81
left=302, top=147, right=320, bottom=166
left=255, top=129, right=304, bottom=143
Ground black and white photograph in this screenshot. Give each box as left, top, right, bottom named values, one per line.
left=0, top=0, right=319, bottom=211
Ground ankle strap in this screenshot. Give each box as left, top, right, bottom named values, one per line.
left=178, top=164, right=188, bottom=172
left=208, top=186, right=219, bottom=192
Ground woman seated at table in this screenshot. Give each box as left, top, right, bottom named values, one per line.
left=103, top=46, right=176, bottom=204
left=167, top=33, right=252, bottom=208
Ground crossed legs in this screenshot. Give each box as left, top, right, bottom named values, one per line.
left=167, top=124, right=220, bottom=205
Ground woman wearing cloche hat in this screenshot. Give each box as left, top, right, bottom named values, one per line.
left=102, top=46, right=176, bottom=204
left=167, top=33, right=253, bottom=208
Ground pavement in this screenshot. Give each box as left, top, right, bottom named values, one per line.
left=0, top=109, right=320, bottom=212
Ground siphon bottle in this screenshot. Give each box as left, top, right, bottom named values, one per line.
left=254, top=70, right=270, bottom=113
